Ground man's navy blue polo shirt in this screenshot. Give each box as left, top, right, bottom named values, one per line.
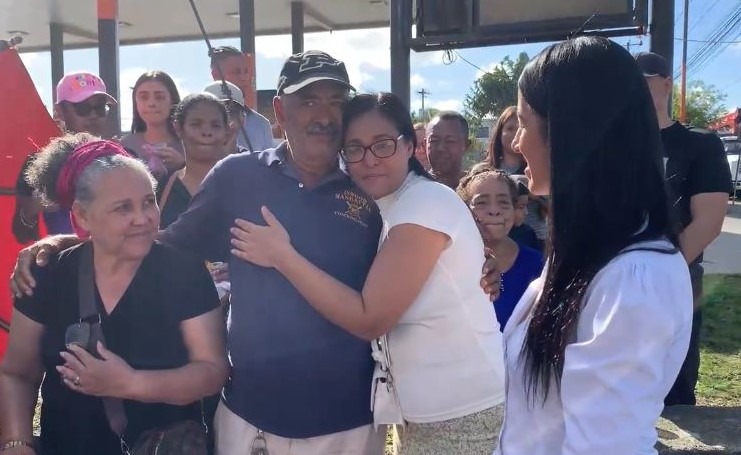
left=160, top=144, right=381, bottom=438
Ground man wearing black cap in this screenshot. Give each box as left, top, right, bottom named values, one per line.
left=635, top=52, right=731, bottom=406
left=168, top=50, right=385, bottom=453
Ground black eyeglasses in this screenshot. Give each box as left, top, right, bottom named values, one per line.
left=341, top=135, right=405, bottom=163
left=70, top=101, right=110, bottom=118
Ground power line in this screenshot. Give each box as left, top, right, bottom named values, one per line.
left=678, top=3, right=741, bottom=78
left=675, top=38, right=741, bottom=44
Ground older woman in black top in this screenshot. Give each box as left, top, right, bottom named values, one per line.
left=0, top=133, right=228, bottom=455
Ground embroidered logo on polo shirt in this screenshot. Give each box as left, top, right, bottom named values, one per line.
left=334, top=190, right=372, bottom=227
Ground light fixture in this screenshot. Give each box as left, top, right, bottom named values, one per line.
left=226, top=12, right=240, bottom=19
left=118, top=21, right=132, bottom=27
left=7, top=30, right=29, bottom=36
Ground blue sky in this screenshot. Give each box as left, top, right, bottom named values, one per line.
left=18, top=0, right=741, bottom=130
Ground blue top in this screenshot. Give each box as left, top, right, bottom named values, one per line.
left=238, top=110, right=275, bottom=152
left=160, top=144, right=381, bottom=438
left=43, top=210, right=73, bottom=235
left=494, top=245, right=544, bottom=331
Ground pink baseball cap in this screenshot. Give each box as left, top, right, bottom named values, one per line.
left=56, top=72, right=117, bottom=104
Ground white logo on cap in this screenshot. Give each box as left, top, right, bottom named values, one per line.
left=299, top=54, right=341, bottom=73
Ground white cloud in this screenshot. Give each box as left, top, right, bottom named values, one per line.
left=256, top=28, right=392, bottom=89
left=474, top=62, right=499, bottom=79
left=410, top=73, right=425, bottom=88
left=411, top=50, right=446, bottom=67
left=409, top=97, right=463, bottom=115
left=430, top=98, right=462, bottom=112
left=19, top=53, right=39, bottom=67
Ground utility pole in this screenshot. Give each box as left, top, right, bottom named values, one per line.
left=417, top=88, right=430, bottom=120
left=680, top=0, right=689, bottom=123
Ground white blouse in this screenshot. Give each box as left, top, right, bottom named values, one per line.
left=375, top=172, right=505, bottom=423
left=496, top=240, right=693, bottom=455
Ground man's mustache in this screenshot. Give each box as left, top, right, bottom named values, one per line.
left=307, top=124, right=339, bottom=136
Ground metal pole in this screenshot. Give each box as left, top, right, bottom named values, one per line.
left=390, top=0, right=412, bottom=109
left=649, top=0, right=675, bottom=115
left=680, top=0, right=689, bottom=124
left=97, top=0, right=121, bottom=137
left=239, top=0, right=256, bottom=54
left=50, top=23, right=64, bottom=103
left=291, top=2, right=305, bottom=54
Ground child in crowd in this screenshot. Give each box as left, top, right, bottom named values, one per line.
left=508, top=175, right=541, bottom=251
left=458, top=168, right=544, bottom=331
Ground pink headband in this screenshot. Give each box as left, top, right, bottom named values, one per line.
left=56, top=140, right=133, bottom=237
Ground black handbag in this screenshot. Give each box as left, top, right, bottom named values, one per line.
left=68, top=243, right=209, bottom=455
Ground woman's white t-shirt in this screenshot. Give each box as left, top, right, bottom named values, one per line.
left=375, top=172, right=505, bottom=423
left=495, top=240, right=693, bottom=455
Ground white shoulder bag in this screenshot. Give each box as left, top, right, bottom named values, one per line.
left=370, top=334, right=405, bottom=428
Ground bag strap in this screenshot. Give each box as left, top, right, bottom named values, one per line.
left=158, top=171, right=182, bottom=211
left=371, top=334, right=393, bottom=374
left=77, top=244, right=130, bottom=446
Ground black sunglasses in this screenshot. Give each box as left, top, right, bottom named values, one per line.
left=69, top=101, right=110, bottom=118
left=341, top=135, right=405, bottom=164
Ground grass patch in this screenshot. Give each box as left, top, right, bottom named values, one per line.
left=696, top=274, right=741, bottom=406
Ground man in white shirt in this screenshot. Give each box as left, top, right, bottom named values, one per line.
left=209, top=46, right=274, bottom=152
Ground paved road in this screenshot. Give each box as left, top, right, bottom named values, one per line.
left=703, top=202, right=741, bottom=275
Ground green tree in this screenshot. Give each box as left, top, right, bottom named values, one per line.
left=672, top=81, right=727, bottom=128
left=464, top=52, right=529, bottom=123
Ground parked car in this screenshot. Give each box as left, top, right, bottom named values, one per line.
left=721, top=135, right=741, bottom=198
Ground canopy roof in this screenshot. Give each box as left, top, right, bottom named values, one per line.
left=2, top=0, right=391, bottom=52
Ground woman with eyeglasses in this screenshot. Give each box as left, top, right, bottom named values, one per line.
left=0, top=134, right=228, bottom=455
left=229, top=92, right=505, bottom=455
left=119, top=71, right=185, bottom=178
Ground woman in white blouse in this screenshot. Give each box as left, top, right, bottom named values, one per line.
left=230, top=92, right=505, bottom=454
left=497, top=36, right=693, bottom=454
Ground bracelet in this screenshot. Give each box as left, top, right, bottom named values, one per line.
left=18, top=210, right=38, bottom=228
left=0, top=440, right=34, bottom=451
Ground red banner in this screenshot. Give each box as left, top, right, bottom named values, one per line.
left=0, top=47, right=60, bottom=360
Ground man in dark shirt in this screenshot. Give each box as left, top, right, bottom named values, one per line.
left=636, top=52, right=732, bottom=406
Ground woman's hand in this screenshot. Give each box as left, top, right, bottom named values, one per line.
left=482, top=255, right=502, bottom=301
left=154, top=146, right=185, bottom=172
left=57, top=343, right=135, bottom=398
left=230, top=206, right=293, bottom=269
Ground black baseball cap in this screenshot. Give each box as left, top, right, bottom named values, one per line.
left=276, top=50, right=354, bottom=95
left=634, top=52, right=671, bottom=78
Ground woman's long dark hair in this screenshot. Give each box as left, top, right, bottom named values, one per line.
left=341, top=92, right=431, bottom=179
left=130, top=70, right=181, bottom=136
left=485, top=105, right=524, bottom=171
left=518, top=36, right=679, bottom=402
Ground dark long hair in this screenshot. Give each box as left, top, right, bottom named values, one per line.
left=518, top=36, right=678, bottom=402
left=485, top=106, right=524, bottom=171
left=130, top=71, right=181, bottom=135
left=341, top=92, right=431, bottom=179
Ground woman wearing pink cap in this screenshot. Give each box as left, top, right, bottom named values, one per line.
left=0, top=134, right=228, bottom=454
